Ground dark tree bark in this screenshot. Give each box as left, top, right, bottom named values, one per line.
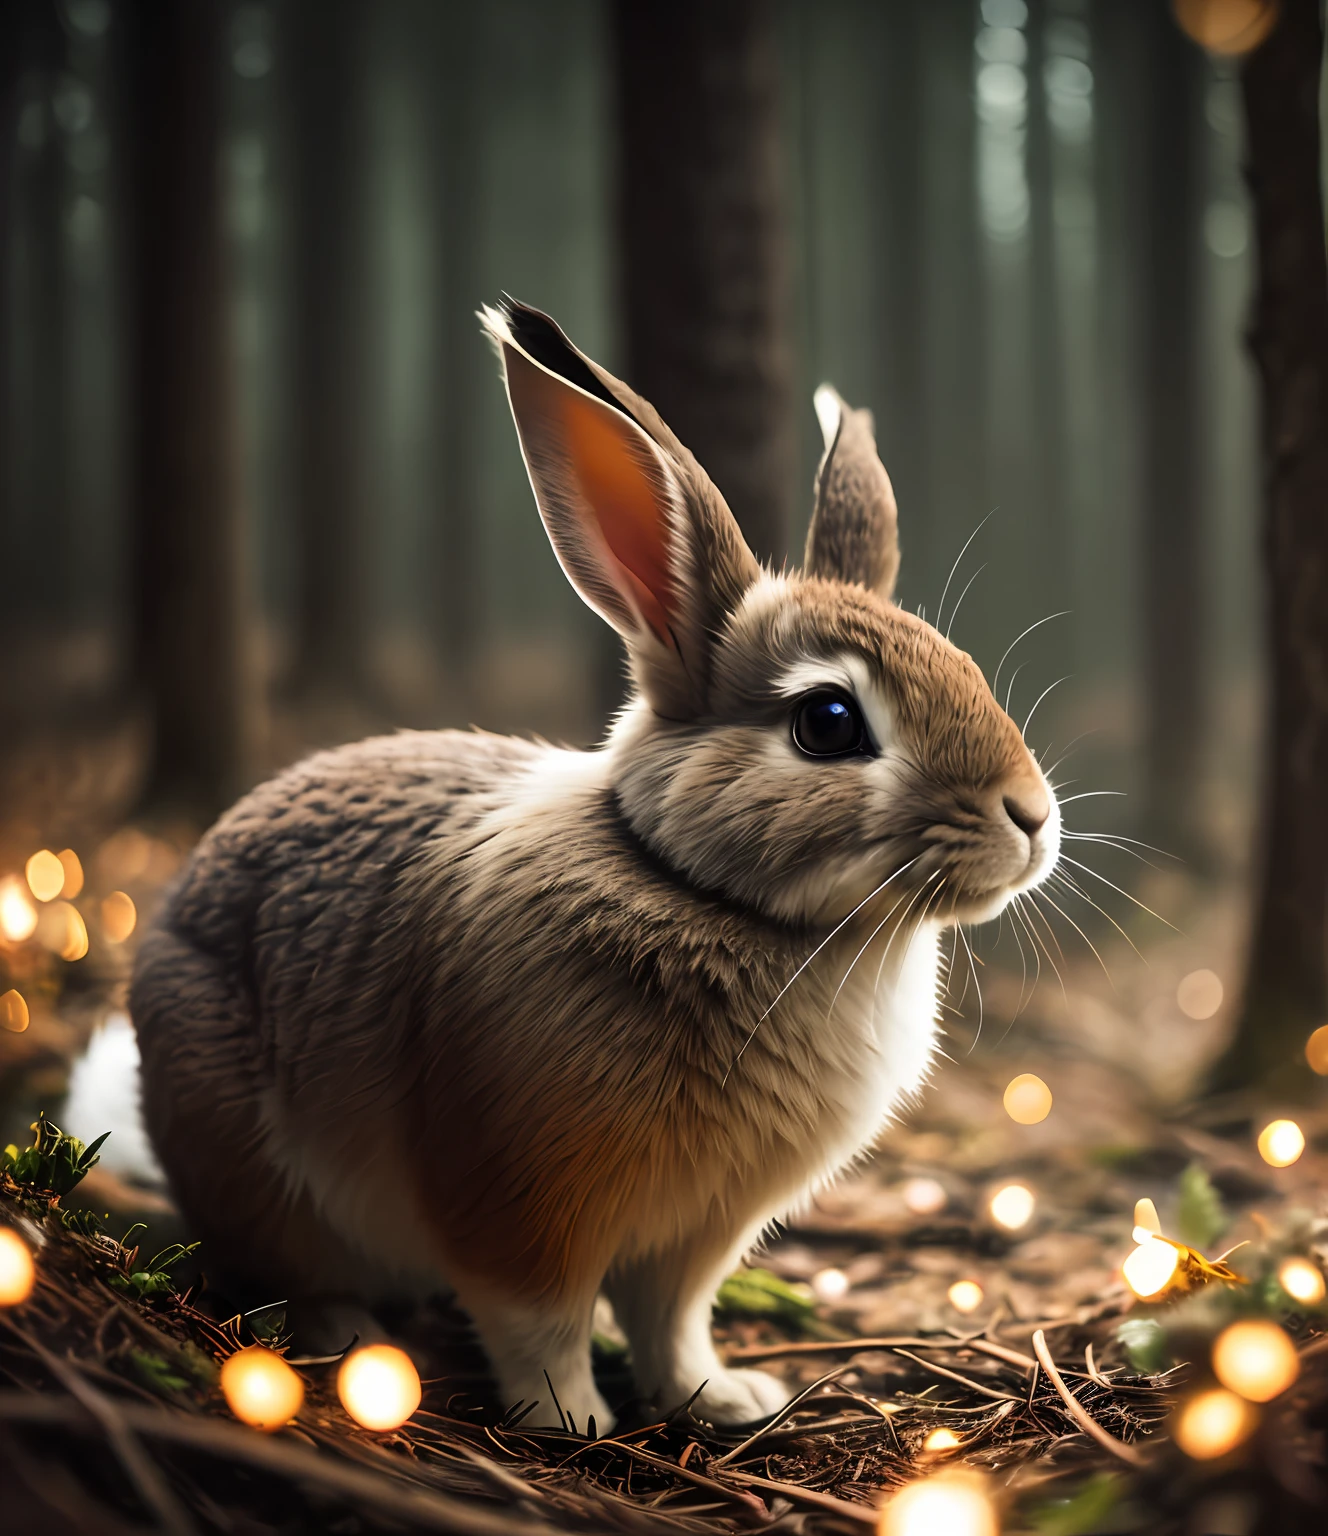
left=286, top=0, right=368, bottom=694
left=611, top=0, right=795, bottom=566
left=1140, top=7, right=1206, bottom=857
left=121, top=0, right=258, bottom=816
left=1213, top=0, right=1328, bottom=1095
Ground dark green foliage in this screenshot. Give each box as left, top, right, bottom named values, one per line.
left=1031, top=1473, right=1122, bottom=1535
left=1175, top=1162, right=1226, bottom=1251
left=714, top=1266, right=817, bottom=1326
left=1, top=1112, right=108, bottom=1198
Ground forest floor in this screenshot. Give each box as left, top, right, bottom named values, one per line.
left=1, top=758, right=1327, bottom=1533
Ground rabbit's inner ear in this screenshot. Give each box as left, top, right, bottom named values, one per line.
left=803, top=385, right=900, bottom=600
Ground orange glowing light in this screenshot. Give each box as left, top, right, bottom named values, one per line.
left=1172, top=0, right=1280, bottom=57
left=337, top=1344, right=421, bottom=1431
left=1277, top=1258, right=1326, bottom=1307
left=57, top=849, right=84, bottom=899
left=989, top=1184, right=1034, bottom=1231
left=922, top=1427, right=961, bottom=1454
left=878, top=1468, right=998, bottom=1536
left=1175, top=1388, right=1258, bottom=1459
left=25, top=850, right=65, bottom=903
left=1176, top=968, right=1223, bottom=1020
left=0, top=878, right=38, bottom=943
left=1, top=989, right=29, bottom=1034
left=0, top=1228, right=35, bottom=1307
left=1122, top=1237, right=1180, bottom=1299
left=1002, top=1073, right=1052, bottom=1125
left=902, top=1177, right=947, bottom=1216
left=1212, top=1320, right=1299, bottom=1402
left=101, top=891, right=137, bottom=943
left=812, top=1267, right=849, bottom=1303
left=1306, top=1025, right=1328, bottom=1075
left=220, top=1346, right=305, bottom=1430
left=1132, top=1197, right=1162, bottom=1244
left=40, top=902, right=89, bottom=961
left=947, top=1280, right=984, bottom=1314
left=1257, top=1119, right=1305, bottom=1168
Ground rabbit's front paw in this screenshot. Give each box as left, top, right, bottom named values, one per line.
left=690, top=1367, right=792, bottom=1426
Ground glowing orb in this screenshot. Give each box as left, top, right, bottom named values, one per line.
left=1175, top=1387, right=1258, bottom=1459
left=25, top=850, right=65, bottom=903
left=57, top=849, right=84, bottom=899
left=922, top=1427, right=961, bottom=1454
left=1257, top=1119, right=1304, bottom=1168
left=989, top=1184, right=1034, bottom=1231
left=1122, top=1237, right=1179, bottom=1299
left=902, top=1177, right=947, bottom=1216
left=337, top=1344, right=422, bottom=1431
left=1176, top=969, right=1223, bottom=1020
left=1002, top=1073, right=1052, bottom=1125
left=812, top=1267, right=849, bottom=1303
left=1212, top=1320, right=1299, bottom=1403
left=0, top=1229, right=35, bottom=1306
left=39, top=902, right=88, bottom=961
left=1, top=989, right=29, bottom=1034
left=878, top=1468, right=998, bottom=1536
left=220, top=1346, right=305, bottom=1430
left=947, top=1280, right=984, bottom=1314
left=1171, top=0, right=1280, bottom=57
left=0, top=878, right=38, bottom=943
left=101, top=891, right=138, bottom=943
left=1132, top=1197, right=1162, bottom=1244
left=1277, top=1258, right=1326, bottom=1307
left=1306, top=1025, right=1328, bottom=1075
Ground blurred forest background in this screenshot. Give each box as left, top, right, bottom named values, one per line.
left=1, top=0, right=1326, bottom=1134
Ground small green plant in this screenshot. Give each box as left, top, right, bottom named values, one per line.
left=715, top=1266, right=817, bottom=1326
left=1176, top=1162, right=1227, bottom=1251
left=1, top=1113, right=108, bottom=1198
left=111, top=1227, right=201, bottom=1300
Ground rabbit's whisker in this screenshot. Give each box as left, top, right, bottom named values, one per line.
left=954, top=921, right=984, bottom=1047
left=1064, top=827, right=1179, bottom=861
left=1000, top=903, right=1032, bottom=1028
left=1063, top=832, right=1162, bottom=872
left=870, top=872, right=945, bottom=1001
left=936, top=507, right=999, bottom=635
left=1022, top=676, right=1071, bottom=740
left=991, top=610, right=1071, bottom=702
left=944, top=563, right=987, bottom=641
left=1047, top=870, right=1146, bottom=964
left=828, top=871, right=938, bottom=1022
left=1055, top=790, right=1125, bottom=805
left=1003, top=661, right=1025, bottom=716
left=1057, top=855, right=1179, bottom=932
left=1039, top=726, right=1102, bottom=781
left=1015, top=893, right=1066, bottom=1001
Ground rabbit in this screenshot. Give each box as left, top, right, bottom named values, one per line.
left=131, top=298, right=1060, bottom=1435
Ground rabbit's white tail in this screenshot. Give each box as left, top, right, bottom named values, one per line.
left=62, top=1011, right=165, bottom=1187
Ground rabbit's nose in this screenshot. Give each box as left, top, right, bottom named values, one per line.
left=1003, top=787, right=1050, bottom=837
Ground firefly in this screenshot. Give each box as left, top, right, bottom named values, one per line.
left=1122, top=1237, right=1180, bottom=1299
left=922, top=1427, right=961, bottom=1454
left=220, top=1346, right=305, bottom=1430
left=337, top=1344, right=422, bottom=1431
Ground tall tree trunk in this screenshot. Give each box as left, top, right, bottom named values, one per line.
left=121, top=0, right=257, bottom=817
left=287, top=0, right=368, bottom=694
left=1140, top=7, right=1206, bottom=858
left=1212, top=0, right=1328, bottom=1096
left=611, top=0, right=795, bottom=566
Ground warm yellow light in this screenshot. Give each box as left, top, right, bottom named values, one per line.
left=989, top=1184, right=1034, bottom=1231
left=337, top=1344, right=421, bottom=1431
left=97, top=827, right=153, bottom=884
left=1212, top=1320, right=1300, bottom=1402
left=25, top=850, right=66, bottom=903
left=0, top=878, right=38, bottom=943
left=220, top=1346, right=305, bottom=1430
left=1176, top=969, right=1224, bottom=1020
left=0, top=1229, right=35, bottom=1306
left=57, top=849, right=84, bottom=899
left=878, top=1469, right=998, bottom=1536
left=101, top=891, right=137, bottom=944
left=902, top=1177, right=947, bottom=1216
left=1277, top=1258, right=1326, bottom=1307
left=1122, top=1238, right=1180, bottom=1298
left=947, top=1280, right=984, bottom=1314
left=1002, top=1073, right=1052, bottom=1125
left=1306, top=1025, right=1328, bottom=1075
left=1132, top=1197, right=1162, bottom=1245
left=1, top=989, right=29, bottom=1034
left=1175, top=1388, right=1258, bottom=1460
left=1257, top=1119, right=1305, bottom=1168
left=40, top=902, right=89, bottom=962
left=812, top=1267, right=849, bottom=1303
left=1172, top=0, right=1280, bottom=57
left=922, top=1427, right=961, bottom=1454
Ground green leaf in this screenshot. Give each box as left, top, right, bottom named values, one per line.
left=1176, top=1162, right=1226, bottom=1251
left=1115, top=1318, right=1169, bottom=1374
left=128, top=1349, right=193, bottom=1397
left=715, top=1267, right=816, bottom=1324
left=1032, top=1473, right=1121, bottom=1535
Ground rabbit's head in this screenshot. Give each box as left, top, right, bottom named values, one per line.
left=485, top=301, right=1059, bottom=930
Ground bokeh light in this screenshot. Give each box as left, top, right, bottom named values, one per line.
left=1002, top=1073, right=1052, bottom=1125
left=902, top=1177, right=948, bottom=1216
left=812, top=1267, right=849, bottom=1303
left=948, top=1280, right=984, bottom=1314
left=39, top=902, right=89, bottom=962
left=1212, top=1320, right=1300, bottom=1402
left=25, top=850, right=65, bottom=903
left=57, top=849, right=84, bottom=899
left=0, top=878, right=38, bottom=943
left=101, top=891, right=137, bottom=943
left=1257, top=1119, right=1304, bottom=1168
left=1305, top=1025, right=1328, bottom=1075
left=1176, top=968, right=1223, bottom=1020
left=337, top=1344, right=422, bottom=1431
left=1172, top=0, right=1280, bottom=57
left=1122, top=1237, right=1179, bottom=1298
left=0, top=989, right=29, bottom=1034
left=1277, top=1258, right=1326, bottom=1307
left=1132, top=1197, right=1162, bottom=1243
left=0, top=1229, right=35, bottom=1306
left=1175, top=1388, right=1259, bottom=1459
left=878, top=1468, right=998, bottom=1536
left=922, top=1427, right=961, bottom=1454
left=989, top=1184, right=1035, bottom=1231
left=221, top=1346, right=305, bottom=1429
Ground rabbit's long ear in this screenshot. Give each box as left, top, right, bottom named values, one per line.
left=483, top=299, right=760, bottom=714
left=803, top=385, right=899, bottom=600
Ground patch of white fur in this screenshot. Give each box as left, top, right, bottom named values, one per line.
left=63, top=1012, right=164, bottom=1184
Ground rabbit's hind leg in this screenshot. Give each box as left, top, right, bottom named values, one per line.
left=606, top=1229, right=793, bottom=1427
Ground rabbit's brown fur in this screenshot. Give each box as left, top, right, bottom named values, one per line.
left=133, top=301, right=1059, bottom=1433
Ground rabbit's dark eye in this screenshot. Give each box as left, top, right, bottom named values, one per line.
left=792, top=690, right=868, bottom=758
